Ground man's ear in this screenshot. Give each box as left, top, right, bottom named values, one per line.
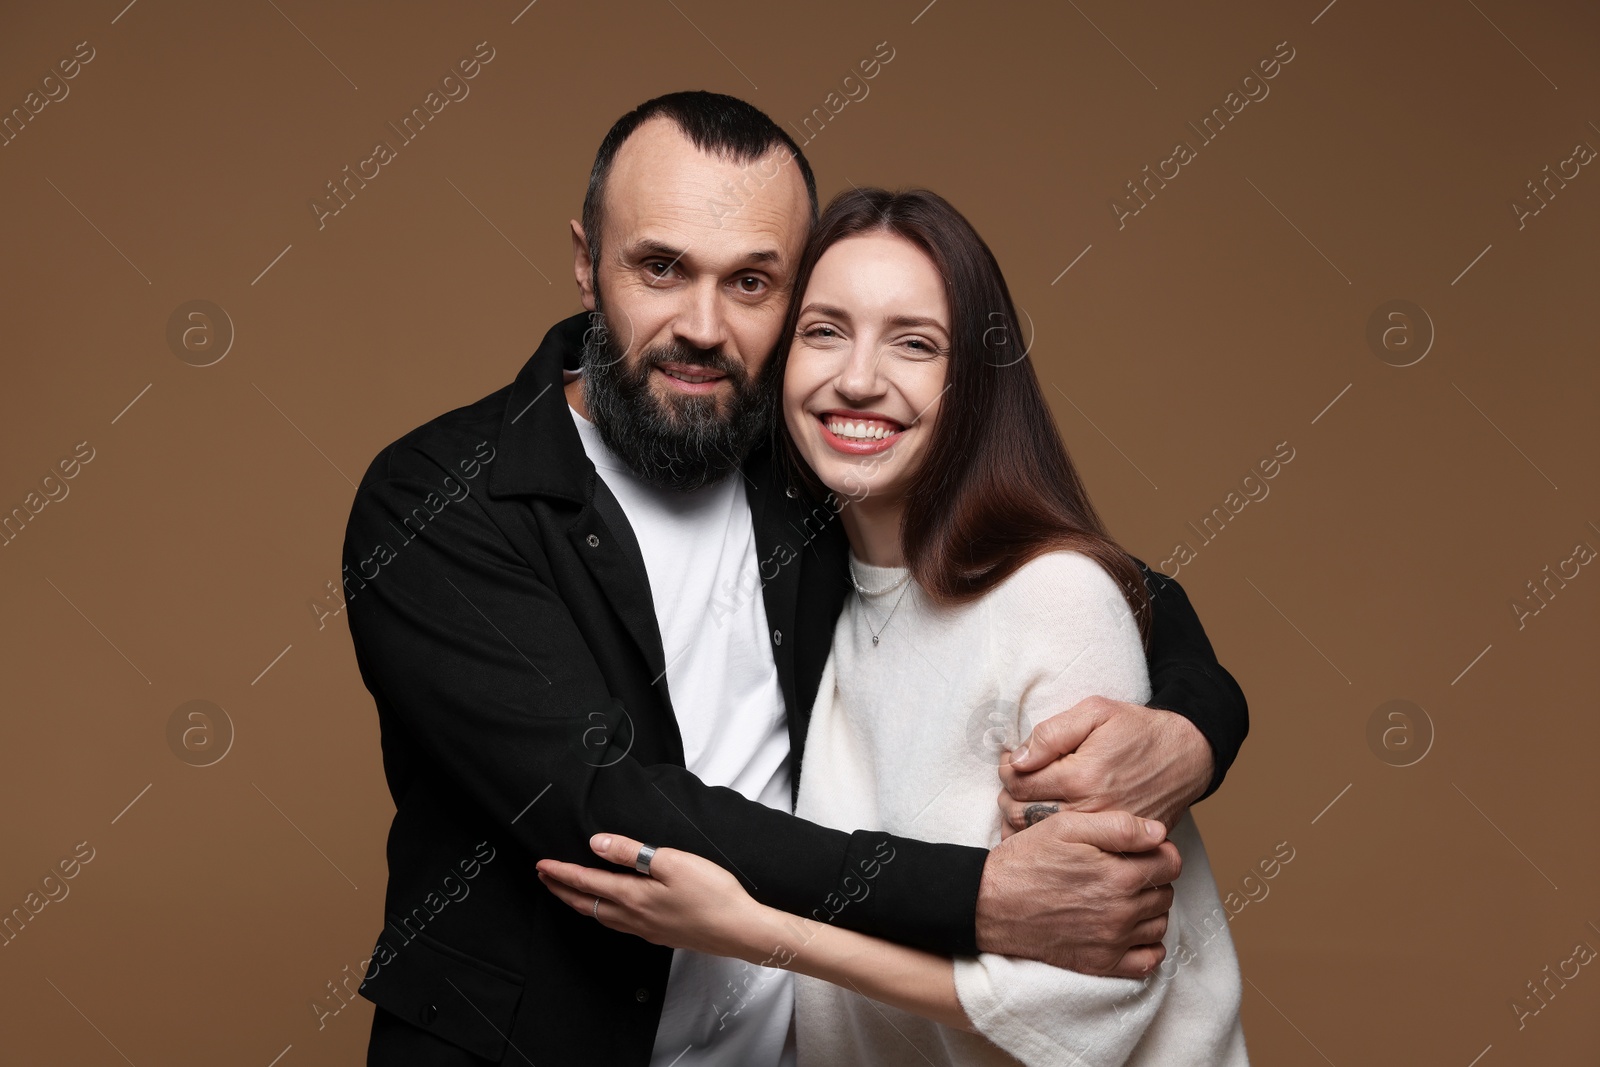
left=570, top=220, right=596, bottom=311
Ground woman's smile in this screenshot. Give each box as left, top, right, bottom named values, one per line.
left=816, top=408, right=907, bottom=454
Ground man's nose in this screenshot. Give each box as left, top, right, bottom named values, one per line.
left=673, top=280, right=730, bottom=353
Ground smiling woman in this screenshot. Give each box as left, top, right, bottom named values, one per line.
left=772, top=188, right=1152, bottom=615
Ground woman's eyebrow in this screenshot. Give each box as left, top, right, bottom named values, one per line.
left=884, top=314, right=948, bottom=335
left=797, top=302, right=853, bottom=321
left=798, top=305, right=948, bottom=336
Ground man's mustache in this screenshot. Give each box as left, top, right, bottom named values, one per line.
left=639, top=343, right=747, bottom=384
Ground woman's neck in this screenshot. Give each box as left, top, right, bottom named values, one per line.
left=840, top=496, right=906, bottom=568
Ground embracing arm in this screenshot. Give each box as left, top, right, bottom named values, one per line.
left=1138, top=561, right=1249, bottom=799
left=743, top=900, right=973, bottom=1031
left=998, top=561, right=1249, bottom=832
left=538, top=834, right=973, bottom=1029
left=343, top=440, right=984, bottom=957
left=536, top=821, right=1170, bottom=1038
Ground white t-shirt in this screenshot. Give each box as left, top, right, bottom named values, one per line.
left=569, top=402, right=798, bottom=1067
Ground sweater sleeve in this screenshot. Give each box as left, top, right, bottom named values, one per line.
left=951, top=550, right=1175, bottom=1066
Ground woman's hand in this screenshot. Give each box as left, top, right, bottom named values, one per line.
left=536, top=834, right=770, bottom=962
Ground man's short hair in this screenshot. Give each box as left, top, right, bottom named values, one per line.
left=581, top=90, right=819, bottom=269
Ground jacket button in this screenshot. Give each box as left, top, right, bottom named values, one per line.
left=635, top=987, right=651, bottom=1003
left=586, top=533, right=600, bottom=547
left=420, top=1003, right=438, bottom=1025
left=772, top=629, right=782, bottom=646
left=785, top=486, right=798, bottom=499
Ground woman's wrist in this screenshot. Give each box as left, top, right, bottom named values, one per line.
left=729, top=902, right=793, bottom=968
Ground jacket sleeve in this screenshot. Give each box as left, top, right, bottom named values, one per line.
left=1134, top=561, right=1249, bottom=801
left=343, top=442, right=987, bottom=957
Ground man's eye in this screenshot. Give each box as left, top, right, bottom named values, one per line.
left=736, top=276, right=765, bottom=293
left=646, top=262, right=670, bottom=277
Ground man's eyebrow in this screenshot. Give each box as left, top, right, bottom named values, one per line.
left=625, top=239, right=688, bottom=264
left=623, top=239, right=784, bottom=268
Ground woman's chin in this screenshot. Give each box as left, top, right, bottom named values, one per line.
left=805, top=462, right=858, bottom=503
left=789, top=435, right=903, bottom=504
left=817, top=464, right=901, bottom=506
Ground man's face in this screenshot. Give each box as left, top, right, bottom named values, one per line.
left=570, top=117, right=812, bottom=490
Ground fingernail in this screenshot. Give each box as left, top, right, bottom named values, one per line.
left=593, top=834, right=612, bottom=851
left=1144, top=820, right=1164, bottom=838
left=1011, top=745, right=1029, bottom=765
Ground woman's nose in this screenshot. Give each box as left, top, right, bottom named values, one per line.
left=835, top=342, right=885, bottom=399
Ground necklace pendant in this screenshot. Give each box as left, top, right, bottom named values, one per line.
left=872, top=635, right=880, bottom=646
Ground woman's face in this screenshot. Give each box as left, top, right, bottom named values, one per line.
left=782, top=232, right=950, bottom=507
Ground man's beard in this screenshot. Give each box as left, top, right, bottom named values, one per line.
left=580, top=306, right=777, bottom=492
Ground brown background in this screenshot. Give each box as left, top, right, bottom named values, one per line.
left=1, top=0, right=1595, bottom=1063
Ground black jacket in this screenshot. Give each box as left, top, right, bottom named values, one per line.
left=343, top=312, right=1249, bottom=1065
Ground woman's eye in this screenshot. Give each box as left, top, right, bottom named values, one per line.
left=804, top=325, right=837, bottom=339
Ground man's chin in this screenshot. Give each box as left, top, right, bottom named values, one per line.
left=646, top=380, right=733, bottom=421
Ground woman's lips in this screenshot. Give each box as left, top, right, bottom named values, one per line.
left=654, top=363, right=727, bottom=395
left=816, top=412, right=904, bottom=455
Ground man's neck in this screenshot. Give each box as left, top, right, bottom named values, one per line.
left=564, top=378, right=589, bottom=420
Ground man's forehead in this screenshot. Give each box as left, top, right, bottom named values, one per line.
left=603, top=118, right=810, bottom=254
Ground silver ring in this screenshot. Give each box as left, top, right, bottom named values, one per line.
left=635, top=844, right=658, bottom=877
left=592, top=896, right=601, bottom=920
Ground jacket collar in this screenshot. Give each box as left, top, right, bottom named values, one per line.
left=487, top=312, right=594, bottom=503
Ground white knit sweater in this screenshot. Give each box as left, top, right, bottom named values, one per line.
left=793, top=550, right=1249, bottom=1066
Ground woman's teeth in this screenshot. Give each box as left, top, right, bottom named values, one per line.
left=826, top=418, right=898, bottom=441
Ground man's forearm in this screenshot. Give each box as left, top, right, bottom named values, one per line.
left=812, top=830, right=986, bottom=957
left=577, top=752, right=987, bottom=956
left=1136, top=561, right=1249, bottom=798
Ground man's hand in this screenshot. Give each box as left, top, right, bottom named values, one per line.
left=997, top=696, right=1213, bottom=836
left=976, top=809, right=1180, bottom=977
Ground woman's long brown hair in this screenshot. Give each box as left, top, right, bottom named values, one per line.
left=771, top=187, right=1152, bottom=647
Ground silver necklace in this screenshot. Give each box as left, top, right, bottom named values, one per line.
left=849, top=562, right=911, bottom=647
